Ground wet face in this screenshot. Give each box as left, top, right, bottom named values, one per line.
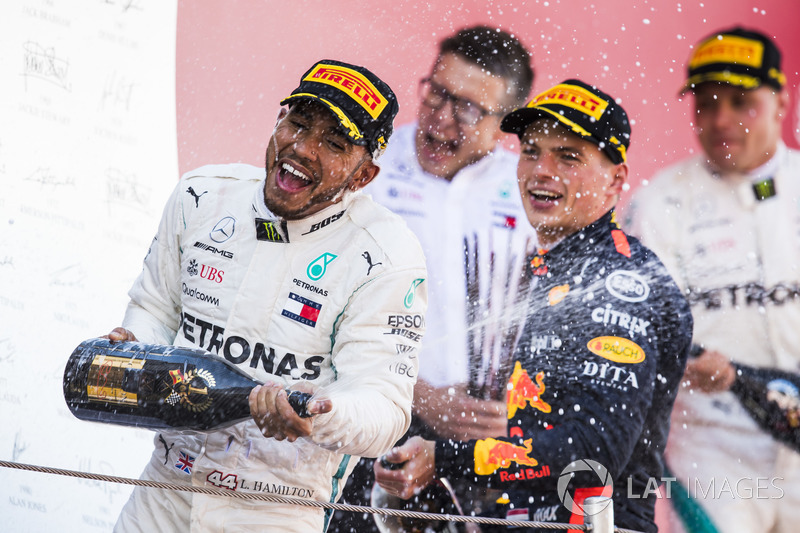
left=517, top=120, right=627, bottom=248
left=693, top=83, right=787, bottom=174
left=264, top=101, right=378, bottom=220
left=415, top=52, right=512, bottom=181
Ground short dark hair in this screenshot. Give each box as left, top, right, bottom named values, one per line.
left=438, top=25, right=534, bottom=108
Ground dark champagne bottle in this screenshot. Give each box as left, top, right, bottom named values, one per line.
left=730, top=362, right=800, bottom=452
left=690, top=345, right=800, bottom=452
left=63, top=338, right=311, bottom=431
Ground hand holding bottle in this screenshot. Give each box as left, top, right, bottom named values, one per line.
left=684, top=347, right=736, bottom=392
left=104, top=327, right=139, bottom=343
left=249, top=382, right=332, bottom=442
left=689, top=345, right=800, bottom=452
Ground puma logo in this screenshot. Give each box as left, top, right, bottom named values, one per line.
left=187, top=186, right=208, bottom=207
left=158, top=434, right=175, bottom=465
left=362, top=251, right=382, bottom=275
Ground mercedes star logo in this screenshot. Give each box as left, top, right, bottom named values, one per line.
left=210, top=216, right=236, bottom=243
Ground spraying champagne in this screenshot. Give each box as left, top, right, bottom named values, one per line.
left=691, top=345, right=800, bottom=452
left=63, top=337, right=311, bottom=430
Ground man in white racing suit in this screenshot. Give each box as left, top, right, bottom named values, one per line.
left=107, top=59, right=428, bottom=532
left=625, top=27, right=800, bottom=533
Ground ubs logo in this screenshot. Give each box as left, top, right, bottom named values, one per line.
left=210, top=217, right=236, bottom=243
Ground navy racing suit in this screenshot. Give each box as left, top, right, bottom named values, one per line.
left=434, top=210, right=693, bottom=532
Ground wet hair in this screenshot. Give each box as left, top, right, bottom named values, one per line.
left=438, top=25, right=535, bottom=108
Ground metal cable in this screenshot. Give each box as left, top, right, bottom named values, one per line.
left=0, top=459, right=643, bottom=532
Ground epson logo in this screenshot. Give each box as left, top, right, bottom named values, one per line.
left=194, top=241, right=234, bottom=259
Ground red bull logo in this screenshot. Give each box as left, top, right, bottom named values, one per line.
left=507, top=361, right=552, bottom=418
left=474, top=437, right=540, bottom=476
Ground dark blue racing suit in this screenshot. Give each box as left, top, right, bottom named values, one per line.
left=435, top=210, right=693, bottom=532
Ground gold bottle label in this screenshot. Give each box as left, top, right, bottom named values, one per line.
left=86, top=354, right=145, bottom=406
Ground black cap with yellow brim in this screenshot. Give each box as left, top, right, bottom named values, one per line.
left=501, top=79, right=630, bottom=165
left=680, top=27, right=785, bottom=94
left=280, top=59, right=399, bottom=158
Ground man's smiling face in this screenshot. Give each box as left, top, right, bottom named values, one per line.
left=516, top=119, right=626, bottom=248
left=264, top=100, right=377, bottom=220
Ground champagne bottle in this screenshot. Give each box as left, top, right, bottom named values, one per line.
left=690, top=344, right=800, bottom=452
left=730, top=362, right=800, bottom=452
left=63, top=337, right=311, bottom=431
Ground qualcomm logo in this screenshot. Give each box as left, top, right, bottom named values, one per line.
left=210, top=217, right=236, bottom=243
left=556, top=459, right=613, bottom=516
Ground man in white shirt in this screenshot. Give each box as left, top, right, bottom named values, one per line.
left=626, top=27, right=800, bottom=533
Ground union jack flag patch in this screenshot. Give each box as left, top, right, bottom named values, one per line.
left=174, top=451, right=195, bottom=475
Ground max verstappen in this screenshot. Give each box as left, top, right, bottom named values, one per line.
left=375, top=80, right=692, bottom=532
left=104, top=59, right=427, bottom=532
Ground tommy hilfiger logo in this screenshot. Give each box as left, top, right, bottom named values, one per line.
left=282, top=292, right=322, bottom=328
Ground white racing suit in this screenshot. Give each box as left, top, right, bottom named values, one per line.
left=114, top=164, right=428, bottom=532
left=625, top=144, right=800, bottom=532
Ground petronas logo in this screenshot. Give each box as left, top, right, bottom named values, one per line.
left=307, top=252, right=337, bottom=281
left=404, top=278, right=425, bottom=309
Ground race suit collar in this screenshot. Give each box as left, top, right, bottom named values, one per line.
left=252, top=180, right=356, bottom=243
left=534, top=210, right=623, bottom=268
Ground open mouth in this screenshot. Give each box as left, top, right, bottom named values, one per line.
left=421, top=132, right=458, bottom=161
left=529, top=188, right=563, bottom=206
left=277, top=162, right=313, bottom=192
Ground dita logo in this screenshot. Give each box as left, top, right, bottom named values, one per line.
left=210, top=217, right=236, bottom=243
left=186, top=186, right=207, bottom=208
left=362, top=251, right=382, bottom=275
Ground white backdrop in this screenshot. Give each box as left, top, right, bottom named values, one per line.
left=0, top=2, right=178, bottom=531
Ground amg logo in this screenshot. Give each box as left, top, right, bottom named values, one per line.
left=194, top=241, right=233, bottom=259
